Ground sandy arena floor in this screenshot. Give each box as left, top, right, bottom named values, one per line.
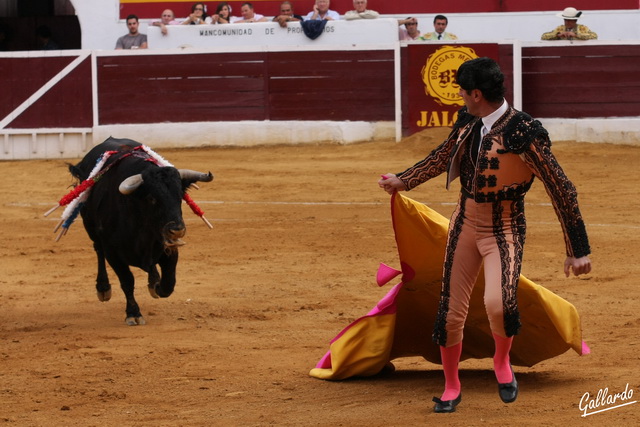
left=1, top=128, right=639, bottom=426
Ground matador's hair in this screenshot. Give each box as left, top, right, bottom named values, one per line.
left=456, top=57, right=506, bottom=103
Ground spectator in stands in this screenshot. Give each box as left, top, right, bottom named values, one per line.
left=36, top=25, right=60, bottom=50
left=305, top=0, right=340, bottom=21
left=211, top=2, right=232, bottom=24
left=151, top=9, right=180, bottom=35
left=233, top=2, right=268, bottom=23
left=181, top=2, right=209, bottom=25
left=398, top=17, right=422, bottom=41
left=344, top=0, right=379, bottom=20
left=422, top=15, right=458, bottom=40
left=115, top=14, right=148, bottom=49
left=273, top=1, right=304, bottom=28
left=541, top=7, right=597, bottom=40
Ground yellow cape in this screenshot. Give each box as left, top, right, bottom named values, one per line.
left=310, top=193, right=587, bottom=380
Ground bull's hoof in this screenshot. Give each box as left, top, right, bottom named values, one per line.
left=97, top=289, right=112, bottom=302
left=125, top=316, right=146, bottom=326
left=148, top=285, right=160, bottom=299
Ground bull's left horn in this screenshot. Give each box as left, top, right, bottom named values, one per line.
left=178, top=170, right=214, bottom=182
left=119, top=174, right=144, bottom=194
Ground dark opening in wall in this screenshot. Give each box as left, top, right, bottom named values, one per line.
left=0, top=0, right=80, bottom=51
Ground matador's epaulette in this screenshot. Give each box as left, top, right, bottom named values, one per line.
left=504, top=112, right=550, bottom=154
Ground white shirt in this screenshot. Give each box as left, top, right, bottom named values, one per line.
left=481, top=99, right=509, bottom=136
left=344, top=9, right=379, bottom=20
left=230, top=14, right=265, bottom=23
left=305, top=9, right=340, bottom=20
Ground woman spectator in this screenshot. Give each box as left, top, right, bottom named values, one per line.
left=181, top=2, right=208, bottom=25
left=211, top=2, right=232, bottom=24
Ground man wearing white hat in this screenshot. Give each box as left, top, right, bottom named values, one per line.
left=541, top=7, right=597, bottom=40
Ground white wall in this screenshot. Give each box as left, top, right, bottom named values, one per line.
left=73, top=1, right=122, bottom=50
left=71, top=0, right=640, bottom=50
left=92, top=121, right=397, bottom=150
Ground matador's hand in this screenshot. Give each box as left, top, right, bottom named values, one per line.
left=564, top=256, right=592, bottom=277
left=378, top=174, right=407, bottom=195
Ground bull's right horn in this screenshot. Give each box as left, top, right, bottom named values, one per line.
left=178, top=170, right=214, bottom=182
left=119, top=174, right=144, bottom=194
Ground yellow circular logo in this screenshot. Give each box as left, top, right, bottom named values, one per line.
left=421, top=46, right=478, bottom=106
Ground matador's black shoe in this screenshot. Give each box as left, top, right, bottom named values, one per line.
left=432, top=394, right=462, bottom=413
left=498, top=365, right=518, bottom=403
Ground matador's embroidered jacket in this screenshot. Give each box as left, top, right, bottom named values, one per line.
left=397, top=106, right=591, bottom=259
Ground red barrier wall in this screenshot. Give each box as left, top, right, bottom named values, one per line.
left=98, top=53, right=268, bottom=123
left=2, top=55, right=93, bottom=128
left=96, top=50, right=395, bottom=124
left=522, top=45, right=640, bottom=118
left=0, top=56, right=74, bottom=121
left=267, top=50, right=394, bottom=121
left=3, top=43, right=640, bottom=132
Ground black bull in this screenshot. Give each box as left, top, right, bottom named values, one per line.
left=69, top=137, right=213, bottom=325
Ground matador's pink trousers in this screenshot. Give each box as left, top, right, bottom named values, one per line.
left=436, top=193, right=524, bottom=400
left=438, top=194, right=524, bottom=346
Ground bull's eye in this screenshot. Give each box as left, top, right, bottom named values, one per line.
left=146, top=195, right=157, bottom=205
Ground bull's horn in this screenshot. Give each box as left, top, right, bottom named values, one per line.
left=119, top=174, right=144, bottom=194
left=178, top=170, right=214, bottom=182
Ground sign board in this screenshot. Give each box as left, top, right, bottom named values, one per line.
left=148, top=19, right=399, bottom=49
left=406, top=43, right=501, bottom=135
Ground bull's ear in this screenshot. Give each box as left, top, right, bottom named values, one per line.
left=119, top=174, right=144, bottom=195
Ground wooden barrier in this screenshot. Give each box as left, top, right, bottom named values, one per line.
left=522, top=44, right=640, bottom=118
left=2, top=40, right=640, bottom=159
left=0, top=54, right=92, bottom=128
left=96, top=50, right=395, bottom=125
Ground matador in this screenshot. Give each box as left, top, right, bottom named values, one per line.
left=378, top=57, right=592, bottom=413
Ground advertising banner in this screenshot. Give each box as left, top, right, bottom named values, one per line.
left=406, top=43, right=501, bottom=135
